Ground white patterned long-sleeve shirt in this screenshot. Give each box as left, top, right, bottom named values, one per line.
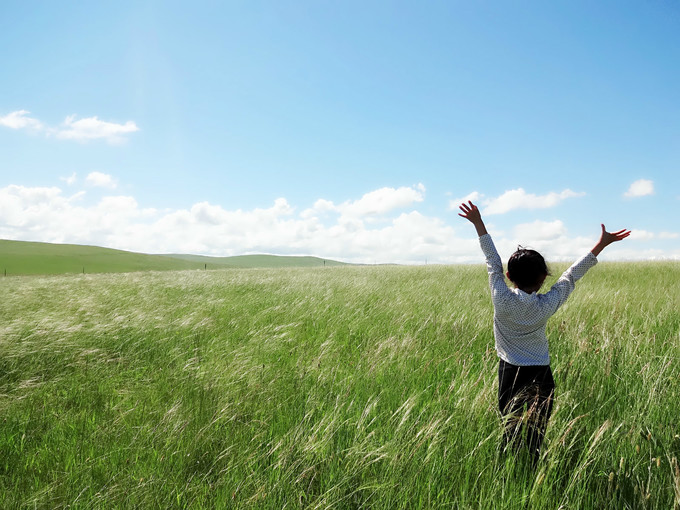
left=479, top=233, right=598, bottom=366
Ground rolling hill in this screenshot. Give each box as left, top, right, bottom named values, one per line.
left=0, top=239, right=347, bottom=276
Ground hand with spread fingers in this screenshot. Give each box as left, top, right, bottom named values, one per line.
left=458, top=201, right=488, bottom=236
left=591, top=224, right=631, bottom=256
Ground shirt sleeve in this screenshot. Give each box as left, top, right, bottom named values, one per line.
left=478, top=234, right=512, bottom=304
left=539, top=251, right=598, bottom=314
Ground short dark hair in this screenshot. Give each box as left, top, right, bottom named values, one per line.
left=507, top=247, right=550, bottom=290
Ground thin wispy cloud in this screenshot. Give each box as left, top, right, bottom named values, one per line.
left=484, top=188, right=585, bottom=215
left=60, top=173, right=78, bottom=186
left=630, top=230, right=656, bottom=241
left=448, top=191, right=482, bottom=209
left=630, top=229, right=678, bottom=240
left=0, top=110, right=44, bottom=131
left=449, top=188, right=585, bottom=215
left=0, top=110, right=139, bottom=144
left=303, top=184, right=426, bottom=220
left=54, top=115, right=139, bottom=144
left=513, top=220, right=567, bottom=242
left=624, top=179, right=654, bottom=198
left=85, top=172, right=118, bottom=189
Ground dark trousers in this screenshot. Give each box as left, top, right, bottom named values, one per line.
left=498, top=359, right=555, bottom=462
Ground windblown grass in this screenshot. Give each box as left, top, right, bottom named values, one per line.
left=1, top=262, right=678, bottom=508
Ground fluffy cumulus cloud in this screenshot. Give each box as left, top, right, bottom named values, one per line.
left=1, top=182, right=677, bottom=263
left=0, top=182, right=470, bottom=264
left=0, top=110, right=138, bottom=144
left=624, top=179, right=654, bottom=198
left=0, top=184, right=155, bottom=247
left=449, top=188, right=584, bottom=215
left=342, top=184, right=425, bottom=217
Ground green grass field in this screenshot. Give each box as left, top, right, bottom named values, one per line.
left=1, top=262, right=679, bottom=508
left=0, top=239, right=346, bottom=275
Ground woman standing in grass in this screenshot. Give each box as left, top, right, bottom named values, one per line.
left=458, top=201, right=630, bottom=463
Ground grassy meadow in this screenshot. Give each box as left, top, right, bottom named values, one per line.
left=1, top=262, right=679, bottom=509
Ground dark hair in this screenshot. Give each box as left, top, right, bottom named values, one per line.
left=507, top=246, right=550, bottom=291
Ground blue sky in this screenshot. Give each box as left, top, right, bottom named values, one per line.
left=1, top=1, right=678, bottom=263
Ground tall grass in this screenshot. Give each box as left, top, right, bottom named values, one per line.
left=1, top=262, right=679, bottom=508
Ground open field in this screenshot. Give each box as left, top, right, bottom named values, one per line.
left=1, top=262, right=679, bottom=509
left=0, top=239, right=345, bottom=276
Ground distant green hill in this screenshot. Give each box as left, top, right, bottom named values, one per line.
left=0, top=239, right=347, bottom=276
left=165, top=253, right=347, bottom=269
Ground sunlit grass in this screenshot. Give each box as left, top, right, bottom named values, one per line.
left=1, top=262, right=679, bottom=508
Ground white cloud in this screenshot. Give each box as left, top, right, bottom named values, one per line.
left=597, top=247, right=680, bottom=261
left=624, top=179, right=654, bottom=198
left=86, top=172, right=117, bottom=189
left=483, top=188, right=585, bottom=215
left=448, top=188, right=584, bottom=215
left=630, top=230, right=655, bottom=241
left=629, top=230, right=679, bottom=241
left=53, top=115, right=139, bottom=144
left=340, top=184, right=425, bottom=218
left=302, top=184, right=426, bottom=221
left=0, top=185, right=63, bottom=228
left=0, top=110, right=138, bottom=143
left=513, top=220, right=567, bottom=242
left=0, top=110, right=44, bottom=131
left=0, top=183, right=455, bottom=264
left=60, top=172, right=78, bottom=186
left=1, top=183, right=676, bottom=264
left=448, top=191, right=482, bottom=211
left=301, top=198, right=334, bottom=219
